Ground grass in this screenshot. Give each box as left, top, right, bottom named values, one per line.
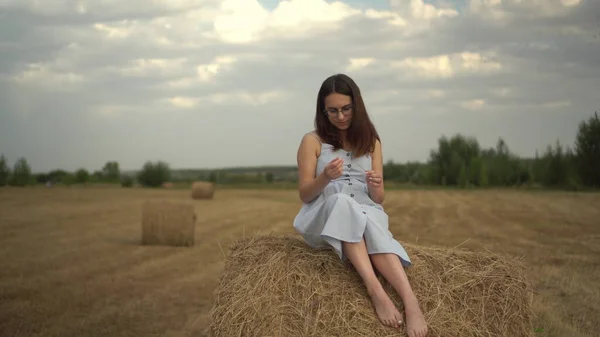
left=0, top=186, right=598, bottom=336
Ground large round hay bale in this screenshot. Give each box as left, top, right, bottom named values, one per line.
left=208, top=234, right=534, bottom=337
left=191, top=181, right=214, bottom=200
left=141, top=200, right=196, bottom=247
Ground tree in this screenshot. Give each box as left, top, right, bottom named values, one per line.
left=102, top=161, right=120, bottom=182
left=468, top=157, right=482, bottom=186
left=458, top=162, right=468, bottom=188
left=137, top=161, right=171, bottom=187
left=62, top=173, right=76, bottom=186
left=428, top=134, right=481, bottom=186
left=91, top=170, right=103, bottom=182
left=479, top=162, right=489, bottom=187
left=574, top=111, right=600, bottom=188
left=48, top=169, right=69, bottom=183
left=0, top=154, right=9, bottom=186
left=121, top=176, right=134, bottom=187
left=9, top=157, right=33, bottom=187
left=75, top=168, right=90, bottom=184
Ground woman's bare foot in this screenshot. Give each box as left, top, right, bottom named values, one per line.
left=403, top=296, right=428, bottom=337
left=368, top=287, right=403, bottom=328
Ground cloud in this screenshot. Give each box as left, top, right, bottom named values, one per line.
left=390, top=0, right=459, bottom=20
left=391, top=51, right=502, bottom=79
left=0, top=0, right=599, bottom=172
left=212, top=0, right=361, bottom=43
left=346, top=58, right=377, bottom=72
left=12, top=63, right=84, bottom=89
left=460, top=99, right=486, bottom=111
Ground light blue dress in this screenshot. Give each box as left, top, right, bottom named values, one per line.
left=293, top=132, right=412, bottom=267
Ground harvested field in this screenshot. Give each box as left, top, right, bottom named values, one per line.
left=0, top=186, right=599, bottom=337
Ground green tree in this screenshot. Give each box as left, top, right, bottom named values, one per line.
left=137, top=161, right=171, bottom=187
left=0, top=154, right=9, bottom=186
left=429, top=134, right=480, bottom=186
left=35, top=173, right=49, bottom=184
left=9, top=157, right=33, bottom=187
left=121, top=176, right=134, bottom=187
left=48, top=169, right=69, bottom=183
left=479, top=161, right=489, bottom=187
left=91, top=170, right=103, bottom=182
left=468, top=157, right=482, bottom=186
left=574, top=111, right=600, bottom=188
left=458, top=162, right=468, bottom=188
left=75, top=168, right=90, bottom=184
left=102, top=161, right=120, bottom=182
left=62, top=173, right=76, bottom=186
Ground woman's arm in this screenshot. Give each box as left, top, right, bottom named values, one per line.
left=297, top=134, right=331, bottom=204
left=368, top=139, right=385, bottom=204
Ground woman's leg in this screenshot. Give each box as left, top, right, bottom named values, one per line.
left=342, top=239, right=403, bottom=328
left=370, top=253, right=428, bottom=337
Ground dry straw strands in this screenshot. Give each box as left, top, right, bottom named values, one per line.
left=141, top=200, right=196, bottom=247
left=209, top=234, right=535, bottom=337
left=191, top=181, right=215, bottom=200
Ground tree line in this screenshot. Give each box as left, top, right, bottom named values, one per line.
left=1, top=111, right=598, bottom=191
left=383, top=111, right=600, bottom=190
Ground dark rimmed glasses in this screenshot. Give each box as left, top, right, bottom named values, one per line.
left=324, top=105, right=353, bottom=118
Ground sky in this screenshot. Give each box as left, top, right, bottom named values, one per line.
left=0, top=0, right=598, bottom=173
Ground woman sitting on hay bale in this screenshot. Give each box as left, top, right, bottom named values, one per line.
left=293, top=74, right=428, bottom=337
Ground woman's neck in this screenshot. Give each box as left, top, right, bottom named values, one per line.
left=338, top=131, right=349, bottom=149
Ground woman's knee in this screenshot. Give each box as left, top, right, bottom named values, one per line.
left=370, top=252, right=399, bottom=265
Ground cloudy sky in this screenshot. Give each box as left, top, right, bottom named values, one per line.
left=0, top=0, right=598, bottom=173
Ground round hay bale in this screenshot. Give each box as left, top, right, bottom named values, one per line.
left=162, top=182, right=173, bottom=189
left=190, top=181, right=214, bottom=200
left=208, top=234, right=535, bottom=337
left=141, top=200, right=196, bottom=247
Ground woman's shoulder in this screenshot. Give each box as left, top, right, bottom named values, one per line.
left=298, top=130, right=323, bottom=157
left=302, top=130, right=323, bottom=144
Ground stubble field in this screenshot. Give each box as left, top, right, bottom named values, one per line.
left=1, top=186, right=599, bottom=337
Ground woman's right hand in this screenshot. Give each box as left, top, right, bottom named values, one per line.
left=323, top=157, right=344, bottom=181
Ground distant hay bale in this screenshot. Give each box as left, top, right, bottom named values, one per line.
left=162, top=182, right=173, bottom=189
left=141, top=200, right=196, bottom=247
left=208, top=234, right=534, bottom=337
left=191, top=181, right=214, bottom=200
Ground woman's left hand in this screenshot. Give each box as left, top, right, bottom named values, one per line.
left=366, top=170, right=382, bottom=188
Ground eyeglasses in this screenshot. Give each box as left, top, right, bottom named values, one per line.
left=324, top=105, right=353, bottom=118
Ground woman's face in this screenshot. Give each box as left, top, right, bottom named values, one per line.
left=324, top=93, right=353, bottom=130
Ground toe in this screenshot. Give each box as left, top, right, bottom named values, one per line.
left=394, top=315, right=402, bottom=328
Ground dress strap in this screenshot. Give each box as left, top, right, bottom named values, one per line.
left=307, top=131, right=322, bottom=144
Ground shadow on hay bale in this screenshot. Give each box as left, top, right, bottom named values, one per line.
left=208, top=234, right=535, bottom=337
left=141, top=200, right=196, bottom=247
left=191, top=181, right=215, bottom=200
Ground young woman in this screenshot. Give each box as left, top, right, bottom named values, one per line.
left=293, top=74, right=428, bottom=337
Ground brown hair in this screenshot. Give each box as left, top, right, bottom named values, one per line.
left=314, top=74, right=380, bottom=157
